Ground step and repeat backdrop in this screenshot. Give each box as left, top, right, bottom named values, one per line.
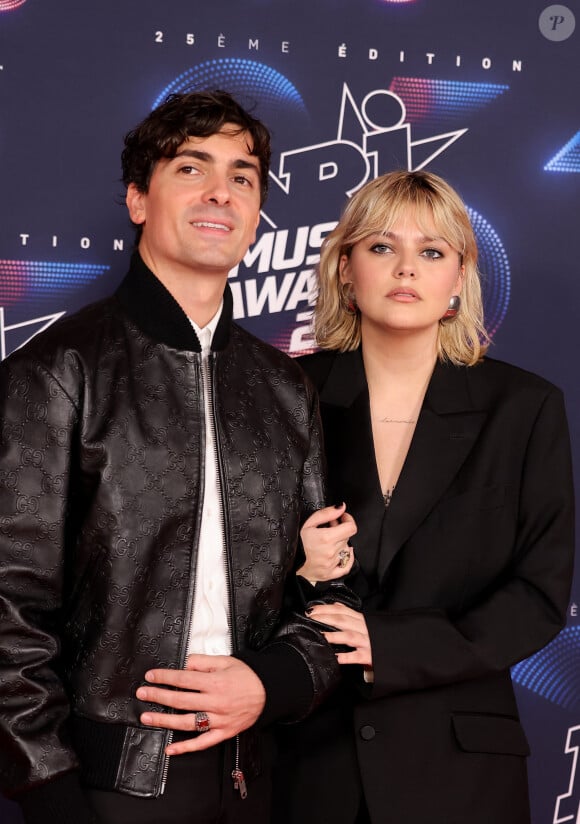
left=0, top=1, right=579, bottom=821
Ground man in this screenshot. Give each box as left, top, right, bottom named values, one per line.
left=0, top=91, right=343, bottom=824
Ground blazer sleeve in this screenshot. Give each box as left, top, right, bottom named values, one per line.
left=365, top=386, right=575, bottom=699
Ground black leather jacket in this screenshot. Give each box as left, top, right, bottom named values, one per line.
left=0, top=254, right=339, bottom=803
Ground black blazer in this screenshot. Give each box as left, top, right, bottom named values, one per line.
left=274, top=349, right=575, bottom=824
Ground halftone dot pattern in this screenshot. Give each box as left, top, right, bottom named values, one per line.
left=152, top=59, right=307, bottom=115
left=0, top=0, right=27, bottom=10
left=0, top=260, right=109, bottom=306
left=467, top=207, right=510, bottom=338
left=389, top=78, right=509, bottom=123
left=512, top=625, right=580, bottom=711
left=269, top=324, right=306, bottom=355
left=545, top=130, right=580, bottom=173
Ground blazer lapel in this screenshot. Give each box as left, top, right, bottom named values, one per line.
left=317, top=351, right=386, bottom=579
left=377, top=361, right=488, bottom=581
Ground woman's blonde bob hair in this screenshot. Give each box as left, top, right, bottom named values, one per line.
left=314, top=170, right=489, bottom=365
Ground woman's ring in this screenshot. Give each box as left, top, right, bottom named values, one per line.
left=338, top=548, right=350, bottom=568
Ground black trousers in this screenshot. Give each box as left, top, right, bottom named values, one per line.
left=86, top=740, right=271, bottom=824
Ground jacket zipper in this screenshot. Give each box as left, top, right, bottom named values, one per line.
left=161, top=352, right=247, bottom=798
left=209, top=354, right=247, bottom=799
left=232, top=736, right=248, bottom=799
left=160, top=740, right=172, bottom=795
left=208, top=352, right=236, bottom=657
left=159, top=354, right=206, bottom=796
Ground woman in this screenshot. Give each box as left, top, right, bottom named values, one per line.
left=274, top=171, right=575, bottom=824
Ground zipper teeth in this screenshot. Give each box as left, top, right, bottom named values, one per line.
left=163, top=354, right=244, bottom=797
left=159, top=731, right=174, bottom=794
left=160, top=355, right=207, bottom=795
left=208, top=353, right=236, bottom=650
left=232, top=734, right=247, bottom=799
left=210, top=354, right=245, bottom=797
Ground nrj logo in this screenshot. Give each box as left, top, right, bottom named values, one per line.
left=261, top=83, right=466, bottom=230
left=0, top=0, right=27, bottom=11
left=554, top=725, right=580, bottom=823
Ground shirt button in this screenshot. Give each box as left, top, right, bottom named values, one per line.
left=359, top=725, right=376, bottom=741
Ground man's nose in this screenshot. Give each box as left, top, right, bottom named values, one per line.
left=201, top=173, right=230, bottom=206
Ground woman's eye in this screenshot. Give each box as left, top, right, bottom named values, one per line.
left=370, top=243, right=391, bottom=254
left=422, top=248, right=443, bottom=259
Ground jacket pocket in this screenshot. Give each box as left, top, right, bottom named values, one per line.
left=451, top=712, right=530, bottom=757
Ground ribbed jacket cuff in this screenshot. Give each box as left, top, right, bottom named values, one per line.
left=237, top=643, right=313, bottom=726
left=17, top=771, right=98, bottom=824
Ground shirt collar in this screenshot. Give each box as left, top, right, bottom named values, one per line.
left=189, top=301, right=224, bottom=354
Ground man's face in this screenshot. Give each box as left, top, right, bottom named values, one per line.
left=126, top=127, right=262, bottom=282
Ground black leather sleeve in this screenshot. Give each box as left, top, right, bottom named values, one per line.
left=0, top=351, right=81, bottom=796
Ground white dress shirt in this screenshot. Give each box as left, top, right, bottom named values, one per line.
left=186, top=304, right=232, bottom=657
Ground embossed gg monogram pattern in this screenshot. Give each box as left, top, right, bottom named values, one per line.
left=0, top=291, right=334, bottom=793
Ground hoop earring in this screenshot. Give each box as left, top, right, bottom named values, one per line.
left=442, top=295, right=461, bottom=320
left=339, top=282, right=357, bottom=315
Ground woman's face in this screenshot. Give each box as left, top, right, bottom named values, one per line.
left=339, top=208, right=464, bottom=339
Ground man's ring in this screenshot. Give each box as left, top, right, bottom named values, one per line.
left=195, top=711, right=211, bottom=733
left=338, top=548, right=350, bottom=568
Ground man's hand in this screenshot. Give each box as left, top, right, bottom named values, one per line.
left=136, top=655, right=266, bottom=755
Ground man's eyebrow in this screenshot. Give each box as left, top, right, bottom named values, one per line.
left=174, top=148, right=211, bottom=162
left=231, top=158, right=261, bottom=175
left=173, top=149, right=260, bottom=175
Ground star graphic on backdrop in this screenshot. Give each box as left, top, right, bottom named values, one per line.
left=0, top=308, right=65, bottom=361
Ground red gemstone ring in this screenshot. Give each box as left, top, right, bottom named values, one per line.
left=194, top=711, right=211, bottom=733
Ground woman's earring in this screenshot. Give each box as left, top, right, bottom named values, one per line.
left=442, top=295, right=461, bottom=319
left=340, top=282, right=357, bottom=315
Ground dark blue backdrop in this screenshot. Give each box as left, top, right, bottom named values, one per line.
left=1, top=1, right=578, bottom=821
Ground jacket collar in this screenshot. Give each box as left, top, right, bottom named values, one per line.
left=115, top=251, right=233, bottom=353
left=316, top=348, right=488, bottom=581
left=317, top=348, right=366, bottom=408
left=317, top=347, right=477, bottom=416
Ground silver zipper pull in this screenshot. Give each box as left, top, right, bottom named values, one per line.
left=232, top=768, right=248, bottom=799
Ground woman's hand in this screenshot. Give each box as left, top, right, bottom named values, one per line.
left=307, top=602, right=372, bottom=668
left=297, top=503, right=357, bottom=583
